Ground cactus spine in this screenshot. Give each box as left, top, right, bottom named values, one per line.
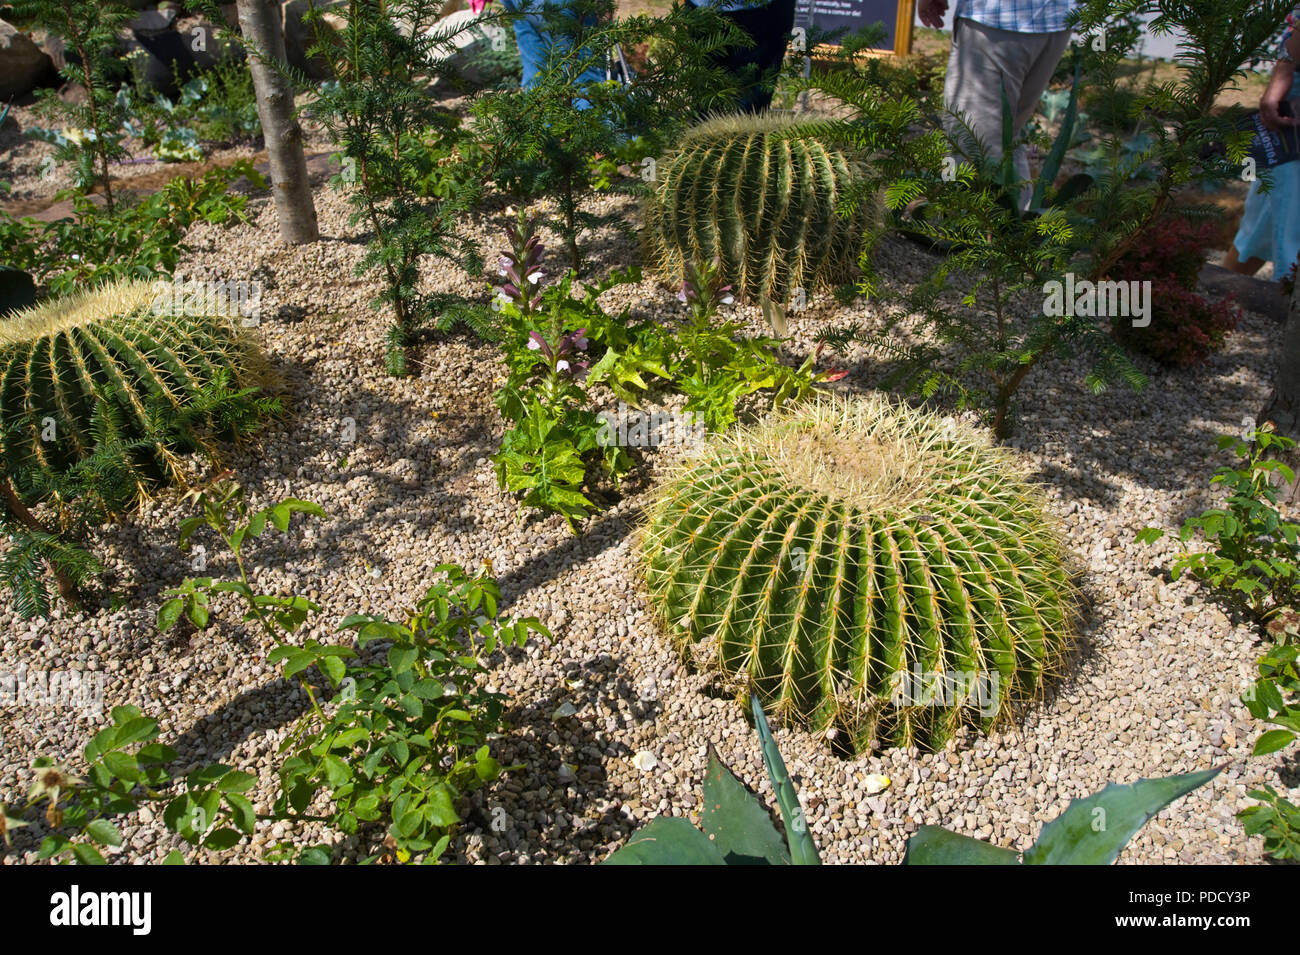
left=641, top=395, right=1076, bottom=753
left=0, top=280, right=266, bottom=496
left=643, top=112, right=871, bottom=305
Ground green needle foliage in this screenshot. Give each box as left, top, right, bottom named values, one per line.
left=643, top=112, right=873, bottom=305
left=472, top=0, right=745, bottom=271
left=642, top=394, right=1076, bottom=753
left=306, top=0, right=487, bottom=375
left=800, top=0, right=1293, bottom=438
left=10, top=0, right=134, bottom=209
left=0, top=522, right=102, bottom=620
left=1, top=398, right=144, bottom=619
left=1063, top=0, right=1295, bottom=278
left=0, top=376, right=277, bottom=619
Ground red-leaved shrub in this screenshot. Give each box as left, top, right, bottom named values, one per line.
left=1113, top=215, right=1220, bottom=290
left=1112, top=278, right=1240, bottom=367
left=1109, top=215, right=1240, bottom=366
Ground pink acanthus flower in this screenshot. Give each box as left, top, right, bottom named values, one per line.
left=529, top=328, right=590, bottom=375
left=678, top=260, right=734, bottom=310
left=559, top=328, right=589, bottom=354
left=497, top=220, right=547, bottom=307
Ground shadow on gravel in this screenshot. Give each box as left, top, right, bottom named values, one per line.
left=102, top=381, right=490, bottom=608
left=166, top=675, right=319, bottom=768
left=457, top=648, right=659, bottom=864
left=1035, top=572, right=1107, bottom=719
left=492, top=505, right=643, bottom=615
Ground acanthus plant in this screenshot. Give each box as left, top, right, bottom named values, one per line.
left=586, top=257, right=845, bottom=433
left=667, top=258, right=846, bottom=432
left=490, top=220, right=846, bottom=528
left=496, top=214, right=548, bottom=314
left=492, top=215, right=635, bottom=529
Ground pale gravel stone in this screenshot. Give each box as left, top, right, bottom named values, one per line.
left=0, top=137, right=1288, bottom=866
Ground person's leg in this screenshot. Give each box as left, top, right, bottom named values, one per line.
left=944, top=19, right=1070, bottom=207
left=1012, top=30, right=1072, bottom=131
left=503, top=1, right=605, bottom=102
left=699, top=0, right=795, bottom=114
left=1224, top=242, right=1266, bottom=275
left=729, top=0, right=796, bottom=113
left=537, top=4, right=606, bottom=109
left=1269, top=159, right=1300, bottom=280
left=500, top=0, right=549, bottom=89
left=1231, top=178, right=1275, bottom=276
left=1011, top=29, right=1072, bottom=190
left=943, top=18, right=1038, bottom=165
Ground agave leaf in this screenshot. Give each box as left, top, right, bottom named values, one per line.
left=1023, top=767, right=1223, bottom=865
left=601, top=817, right=726, bottom=865
left=699, top=748, right=789, bottom=865
left=998, top=78, right=1017, bottom=195
left=1029, top=63, right=1081, bottom=213
left=751, top=694, right=821, bottom=865
left=904, top=826, right=1022, bottom=865
left=760, top=298, right=789, bottom=337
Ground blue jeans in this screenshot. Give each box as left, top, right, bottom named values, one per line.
left=500, top=0, right=607, bottom=109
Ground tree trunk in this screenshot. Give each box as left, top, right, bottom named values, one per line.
left=1259, top=276, right=1300, bottom=508
left=238, top=0, right=320, bottom=244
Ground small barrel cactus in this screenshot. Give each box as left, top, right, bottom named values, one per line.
left=0, top=280, right=266, bottom=496
left=641, top=395, right=1076, bottom=753
left=643, top=112, right=872, bottom=305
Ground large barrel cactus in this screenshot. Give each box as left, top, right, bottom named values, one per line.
left=0, top=280, right=266, bottom=496
left=641, top=396, right=1076, bottom=753
left=643, top=112, right=872, bottom=305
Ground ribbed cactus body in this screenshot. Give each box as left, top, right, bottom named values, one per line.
left=0, top=280, right=262, bottom=493
left=644, top=113, right=871, bottom=304
left=641, top=396, right=1075, bottom=753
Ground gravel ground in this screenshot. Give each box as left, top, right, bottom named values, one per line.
left=0, top=160, right=1294, bottom=865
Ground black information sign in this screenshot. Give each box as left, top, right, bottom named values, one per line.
left=795, top=0, right=912, bottom=52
